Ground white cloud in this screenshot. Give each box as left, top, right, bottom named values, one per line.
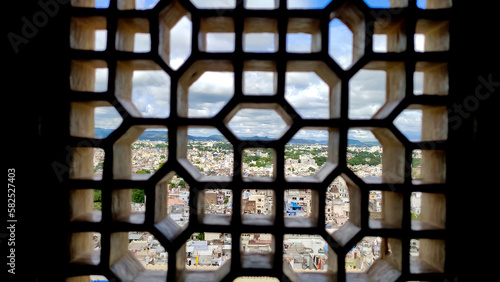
left=329, top=18, right=353, bottom=69
left=170, top=16, right=192, bottom=69
left=227, top=109, right=287, bottom=138
left=89, top=5, right=421, bottom=140
left=245, top=0, right=276, bottom=9
left=348, top=129, right=377, bottom=142
left=94, top=107, right=123, bottom=129
left=94, top=68, right=108, bottom=92
left=131, top=70, right=171, bottom=118
left=373, top=34, right=387, bottom=53
left=394, top=110, right=422, bottom=141
left=190, top=0, right=235, bottom=9
left=414, top=34, right=425, bottom=52
left=243, top=71, right=275, bottom=95
left=349, top=70, right=386, bottom=119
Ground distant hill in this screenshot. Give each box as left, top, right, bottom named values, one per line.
left=94, top=128, right=380, bottom=146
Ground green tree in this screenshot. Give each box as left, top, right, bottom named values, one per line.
left=224, top=198, right=229, bottom=204
left=136, top=169, right=151, bottom=174
left=94, top=189, right=102, bottom=202
left=313, top=156, right=327, bottom=167
left=178, top=179, right=186, bottom=187
left=197, top=232, right=205, bottom=240
left=132, top=189, right=145, bottom=203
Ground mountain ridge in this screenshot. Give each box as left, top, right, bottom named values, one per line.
left=94, top=128, right=380, bottom=147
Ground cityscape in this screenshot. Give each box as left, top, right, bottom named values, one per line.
left=91, top=137, right=423, bottom=274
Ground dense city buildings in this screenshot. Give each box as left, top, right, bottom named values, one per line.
left=92, top=139, right=423, bottom=272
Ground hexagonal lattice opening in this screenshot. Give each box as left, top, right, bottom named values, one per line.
left=411, top=192, right=446, bottom=231
left=328, top=174, right=361, bottom=248
left=286, top=61, right=342, bottom=119
left=329, top=18, right=353, bottom=69
left=200, top=17, right=235, bottom=53
left=190, top=0, right=236, bottom=9
left=159, top=3, right=192, bottom=70
left=283, top=234, right=337, bottom=281
left=329, top=2, right=365, bottom=68
left=178, top=61, right=234, bottom=118
left=415, top=62, right=448, bottom=95
left=115, top=60, right=169, bottom=118
left=69, top=188, right=102, bottom=223
left=116, top=18, right=151, bottom=52
left=241, top=189, right=276, bottom=226
left=349, top=61, right=406, bottom=120
left=415, top=19, right=450, bottom=52
left=109, top=232, right=167, bottom=281
left=372, top=17, right=406, bottom=53
left=70, top=16, right=107, bottom=51
left=187, top=127, right=233, bottom=177
left=111, top=187, right=147, bottom=224
left=177, top=232, right=231, bottom=280
left=284, top=189, right=318, bottom=228
left=188, top=71, right=234, bottom=117
left=409, top=238, right=445, bottom=274
left=198, top=189, right=233, bottom=226
left=226, top=105, right=291, bottom=140
left=244, top=0, right=277, bottom=9
left=345, top=236, right=381, bottom=273
left=127, top=231, right=168, bottom=271
left=285, top=72, right=330, bottom=119
left=287, top=0, right=332, bottom=9
left=349, top=69, right=386, bottom=120
left=244, top=18, right=278, bottom=53
left=70, top=147, right=104, bottom=180
left=347, top=129, right=382, bottom=178
left=131, top=69, right=171, bottom=117
left=243, top=72, right=275, bottom=95
left=117, top=0, right=160, bottom=10
left=240, top=233, right=275, bottom=269
left=348, top=128, right=404, bottom=183
left=154, top=171, right=190, bottom=240
left=285, top=128, right=338, bottom=180
left=242, top=148, right=275, bottom=179
left=287, top=18, right=321, bottom=53
left=69, top=232, right=101, bottom=266
left=168, top=16, right=192, bottom=70
left=368, top=190, right=403, bottom=229
left=411, top=149, right=446, bottom=184
left=71, top=102, right=123, bottom=139
left=345, top=236, right=401, bottom=281
left=70, top=60, right=108, bottom=92
left=394, top=109, right=423, bottom=142
left=285, top=131, right=327, bottom=177
left=395, top=105, right=447, bottom=142
left=410, top=192, right=422, bottom=218
left=113, top=125, right=168, bottom=180
left=325, top=176, right=351, bottom=235
left=242, top=60, right=277, bottom=96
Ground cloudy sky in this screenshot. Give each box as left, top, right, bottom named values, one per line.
left=92, top=0, right=427, bottom=142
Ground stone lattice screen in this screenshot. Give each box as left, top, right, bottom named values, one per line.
left=66, top=0, right=451, bottom=281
